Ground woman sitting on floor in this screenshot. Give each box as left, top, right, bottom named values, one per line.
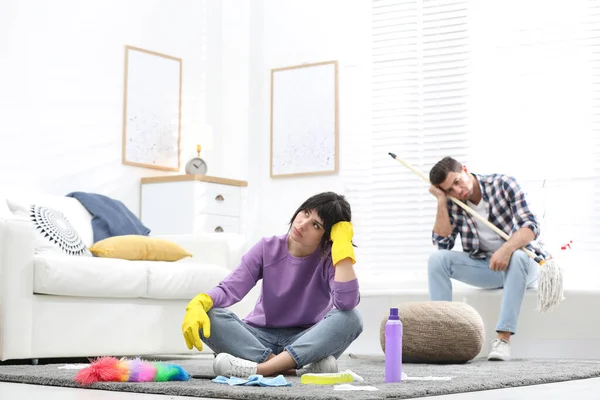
left=181, top=191, right=363, bottom=378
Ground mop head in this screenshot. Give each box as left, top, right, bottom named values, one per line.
left=537, top=258, right=565, bottom=313
left=74, top=356, right=190, bottom=385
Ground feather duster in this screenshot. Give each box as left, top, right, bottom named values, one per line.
left=74, top=356, right=190, bottom=385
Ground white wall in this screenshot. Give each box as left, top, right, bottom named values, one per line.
left=0, top=0, right=226, bottom=216
left=243, top=0, right=372, bottom=247
left=0, top=0, right=371, bottom=247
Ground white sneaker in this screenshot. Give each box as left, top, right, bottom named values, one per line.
left=487, top=339, right=511, bottom=361
left=212, top=353, right=258, bottom=378
left=296, top=355, right=338, bottom=376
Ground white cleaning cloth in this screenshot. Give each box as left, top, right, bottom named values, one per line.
left=334, top=384, right=379, bottom=391
left=58, top=364, right=88, bottom=370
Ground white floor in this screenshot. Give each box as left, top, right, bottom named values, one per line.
left=2, top=355, right=600, bottom=400
left=2, top=376, right=600, bottom=399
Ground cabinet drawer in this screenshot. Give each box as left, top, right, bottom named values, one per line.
left=195, top=213, right=240, bottom=234
left=194, top=183, right=240, bottom=217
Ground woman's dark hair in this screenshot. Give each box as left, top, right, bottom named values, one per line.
left=429, top=156, right=463, bottom=186
left=288, top=191, right=353, bottom=254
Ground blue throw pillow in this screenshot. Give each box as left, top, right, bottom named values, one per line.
left=66, top=191, right=151, bottom=243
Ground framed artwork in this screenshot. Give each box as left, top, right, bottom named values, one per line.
left=270, top=60, right=339, bottom=178
left=122, top=45, right=182, bottom=171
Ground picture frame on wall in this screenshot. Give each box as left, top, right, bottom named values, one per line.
left=270, top=60, right=339, bottom=178
left=122, top=45, right=182, bottom=172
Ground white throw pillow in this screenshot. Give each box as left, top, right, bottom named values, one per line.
left=7, top=199, right=92, bottom=257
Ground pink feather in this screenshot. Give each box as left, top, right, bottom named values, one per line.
left=74, top=356, right=129, bottom=385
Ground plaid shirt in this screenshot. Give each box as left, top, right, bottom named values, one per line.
left=432, top=173, right=549, bottom=259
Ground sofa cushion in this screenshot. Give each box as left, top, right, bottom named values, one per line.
left=89, top=235, right=192, bottom=261
left=33, top=254, right=230, bottom=300
left=7, top=200, right=92, bottom=257
left=146, top=258, right=228, bottom=299
left=379, top=301, right=485, bottom=364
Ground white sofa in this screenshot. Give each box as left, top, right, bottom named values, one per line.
left=0, top=191, right=256, bottom=362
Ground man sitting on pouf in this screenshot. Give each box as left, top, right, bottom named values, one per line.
left=426, top=156, right=548, bottom=361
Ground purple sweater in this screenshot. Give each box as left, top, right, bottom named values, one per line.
left=206, top=234, right=360, bottom=328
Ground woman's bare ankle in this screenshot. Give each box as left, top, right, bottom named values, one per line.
left=256, top=351, right=297, bottom=376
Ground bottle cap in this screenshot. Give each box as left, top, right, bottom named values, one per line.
left=389, top=307, right=400, bottom=320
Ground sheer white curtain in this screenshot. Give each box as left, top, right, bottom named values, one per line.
left=467, top=0, right=600, bottom=287
left=364, top=0, right=600, bottom=288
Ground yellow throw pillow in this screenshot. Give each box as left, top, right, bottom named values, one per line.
left=89, top=235, right=192, bottom=261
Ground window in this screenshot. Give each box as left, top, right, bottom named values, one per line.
left=467, top=0, right=600, bottom=288
left=354, top=0, right=470, bottom=288
left=360, top=0, right=600, bottom=289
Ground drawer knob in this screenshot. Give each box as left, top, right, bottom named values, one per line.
left=215, top=194, right=225, bottom=202
left=214, top=226, right=224, bottom=232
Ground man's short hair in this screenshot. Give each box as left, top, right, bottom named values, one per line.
left=430, top=157, right=463, bottom=186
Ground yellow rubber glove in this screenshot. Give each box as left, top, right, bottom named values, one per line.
left=182, top=293, right=213, bottom=351
left=330, top=221, right=356, bottom=266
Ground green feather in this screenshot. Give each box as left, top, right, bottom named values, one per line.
left=153, top=362, right=175, bottom=382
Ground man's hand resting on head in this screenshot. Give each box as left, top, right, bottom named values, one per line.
left=490, top=246, right=512, bottom=271
left=182, top=293, right=213, bottom=351
left=429, top=185, right=446, bottom=200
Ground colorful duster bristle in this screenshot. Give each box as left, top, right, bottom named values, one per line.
left=74, top=357, right=190, bottom=385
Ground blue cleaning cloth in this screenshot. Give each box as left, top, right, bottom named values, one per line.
left=212, top=374, right=291, bottom=387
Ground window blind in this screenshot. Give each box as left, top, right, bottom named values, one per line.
left=361, top=0, right=470, bottom=287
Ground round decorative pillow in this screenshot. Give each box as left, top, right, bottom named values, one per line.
left=380, top=301, right=485, bottom=364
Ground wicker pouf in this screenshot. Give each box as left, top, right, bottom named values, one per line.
left=379, top=301, right=485, bottom=364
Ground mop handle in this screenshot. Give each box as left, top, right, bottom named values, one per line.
left=388, top=152, right=539, bottom=260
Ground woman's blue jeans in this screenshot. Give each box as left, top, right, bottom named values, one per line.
left=200, top=307, right=363, bottom=368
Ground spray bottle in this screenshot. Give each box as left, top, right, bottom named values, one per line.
left=385, top=307, right=403, bottom=383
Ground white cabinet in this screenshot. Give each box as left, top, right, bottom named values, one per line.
left=140, top=175, right=247, bottom=235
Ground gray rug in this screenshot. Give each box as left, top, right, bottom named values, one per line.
left=0, top=356, right=599, bottom=399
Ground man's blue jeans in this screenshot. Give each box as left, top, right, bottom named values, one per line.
left=200, top=307, right=363, bottom=368
left=428, top=249, right=538, bottom=334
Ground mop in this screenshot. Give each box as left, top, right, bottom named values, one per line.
left=388, top=152, right=564, bottom=313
